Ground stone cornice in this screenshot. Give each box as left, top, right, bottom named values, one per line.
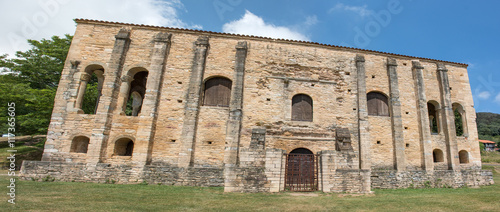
left=74, top=19, right=468, bottom=68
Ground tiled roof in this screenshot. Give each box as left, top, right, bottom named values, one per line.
left=74, top=19, right=468, bottom=67
left=479, top=140, right=496, bottom=144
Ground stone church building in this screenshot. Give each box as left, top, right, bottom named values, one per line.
left=21, top=19, right=493, bottom=193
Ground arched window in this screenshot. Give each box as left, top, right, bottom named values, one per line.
left=459, top=150, right=469, bottom=164
left=126, top=91, right=143, bottom=116
left=80, top=65, right=105, bottom=114
left=292, top=94, right=313, bottom=122
left=203, top=77, right=232, bottom=107
left=70, top=136, right=90, bottom=153
left=114, top=138, right=134, bottom=156
left=427, top=101, right=440, bottom=134
left=290, top=148, right=313, bottom=154
left=125, top=71, right=148, bottom=116
left=367, top=92, right=389, bottom=116
left=433, top=149, right=444, bottom=162
left=452, top=103, right=467, bottom=136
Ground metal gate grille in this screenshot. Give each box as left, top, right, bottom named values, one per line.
left=285, top=153, right=318, bottom=192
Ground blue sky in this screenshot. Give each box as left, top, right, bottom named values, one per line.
left=1, top=0, right=499, bottom=113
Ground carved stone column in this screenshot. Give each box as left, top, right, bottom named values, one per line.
left=93, top=70, right=105, bottom=114
left=115, top=75, right=133, bottom=115
left=356, top=54, right=372, bottom=193
left=75, top=72, right=91, bottom=113
left=412, top=61, right=433, bottom=171
left=133, top=32, right=172, bottom=165
left=224, top=41, right=248, bottom=166
left=223, top=41, right=248, bottom=192
left=87, top=28, right=131, bottom=163
left=387, top=58, right=406, bottom=171
left=356, top=54, right=371, bottom=170
left=437, top=63, right=460, bottom=170
left=178, top=36, right=209, bottom=167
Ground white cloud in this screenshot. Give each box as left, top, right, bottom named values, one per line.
left=478, top=91, right=491, bottom=100
left=462, top=61, right=475, bottom=69
left=222, top=10, right=310, bottom=41
left=304, top=15, right=318, bottom=27
left=0, top=0, right=198, bottom=57
left=495, top=93, right=500, bottom=104
left=328, top=3, right=373, bottom=17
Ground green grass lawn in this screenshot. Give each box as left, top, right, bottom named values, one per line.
left=0, top=137, right=44, bottom=170
left=0, top=166, right=498, bottom=212
left=482, top=151, right=500, bottom=163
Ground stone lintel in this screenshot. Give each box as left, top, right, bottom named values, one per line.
left=236, top=41, right=248, bottom=49
left=195, top=36, right=209, bottom=46
left=153, top=32, right=172, bottom=43
left=412, top=61, right=424, bottom=70
left=387, top=57, right=398, bottom=67
left=115, top=28, right=131, bottom=40
left=70, top=60, right=81, bottom=69
left=437, top=63, right=448, bottom=72
left=355, top=54, right=365, bottom=62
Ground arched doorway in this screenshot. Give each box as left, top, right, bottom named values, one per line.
left=285, top=148, right=318, bottom=191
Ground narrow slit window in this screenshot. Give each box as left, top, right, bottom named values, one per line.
left=428, top=102, right=440, bottom=134
left=70, top=136, right=90, bottom=153
left=203, top=77, right=232, bottom=107
left=292, top=94, right=313, bottom=122
left=367, top=92, right=389, bottom=116
left=114, top=138, right=134, bottom=156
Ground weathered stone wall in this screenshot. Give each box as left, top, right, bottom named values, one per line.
left=241, top=40, right=358, bottom=155
left=319, top=150, right=371, bottom=193
left=45, top=20, right=480, bottom=170
left=224, top=129, right=285, bottom=193
left=21, top=161, right=223, bottom=187
left=24, top=19, right=489, bottom=193
left=371, top=170, right=494, bottom=189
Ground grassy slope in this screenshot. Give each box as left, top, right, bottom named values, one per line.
left=0, top=137, right=44, bottom=170
left=0, top=167, right=498, bottom=212
left=482, top=151, right=500, bottom=163
left=0, top=135, right=498, bottom=211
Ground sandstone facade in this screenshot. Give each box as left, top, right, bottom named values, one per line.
left=21, top=19, right=493, bottom=193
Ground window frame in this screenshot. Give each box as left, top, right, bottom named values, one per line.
left=202, top=77, right=232, bottom=107
left=291, top=94, right=313, bottom=122
left=367, top=92, right=389, bottom=116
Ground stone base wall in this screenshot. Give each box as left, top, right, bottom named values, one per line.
left=324, top=170, right=372, bottom=193
left=21, top=160, right=494, bottom=192
left=20, top=161, right=223, bottom=187
left=224, top=148, right=285, bottom=193
left=371, top=170, right=494, bottom=189
left=142, top=163, right=223, bottom=187
left=319, top=150, right=371, bottom=193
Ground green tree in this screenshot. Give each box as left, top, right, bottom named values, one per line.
left=81, top=73, right=99, bottom=114
left=454, top=109, right=463, bottom=136
left=476, top=112, right=500, bottom=144
left=0, top=35, right=72, bottom=135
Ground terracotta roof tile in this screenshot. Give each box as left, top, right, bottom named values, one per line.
left=479, top=140, right=496, bottom=144
left=74, top=18, right=468, bottom=67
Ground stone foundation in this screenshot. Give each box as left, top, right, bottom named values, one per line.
left=21, top=159, right=494, bottom=192
left=20, top=161, right=223, bottom=187
left=371, top=170, right=494, bottom=189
